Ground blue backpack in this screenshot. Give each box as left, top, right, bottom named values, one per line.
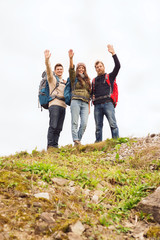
left=38, top=71, right=60, bottom=110
left=64, top=77, right=78, bottom=106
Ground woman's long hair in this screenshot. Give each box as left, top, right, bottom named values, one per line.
left=76, top=64, right=91, bottom=93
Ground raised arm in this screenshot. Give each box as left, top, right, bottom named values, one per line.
left=68, top=49, right=74, bottom=69
left=68, top=49, right=76, bottom=85
left=44, top=50, right=54, bottom=84
left=107, top=44, right=121, bottom=80
left=107, top=44, right=116, bottom=56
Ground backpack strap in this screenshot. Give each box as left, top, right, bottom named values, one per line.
left=49, top=75, right=66, bottom=101
left=92, top=78, right=95, bottom=93
left=92, top=74, right=112, bottom=104
left=105, top=74, right=112, bottom=96
left=105, top=73, right=110, bottom=85
left=50, top=81, right=59, bottom=96
left=50, top=79, right=65, bottom=95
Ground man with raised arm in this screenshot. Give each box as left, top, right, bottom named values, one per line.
left=92, top=44, right=121, bottom=142
left=44, top=50, right=66, bottom=149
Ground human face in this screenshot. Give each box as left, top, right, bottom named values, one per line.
left=77, top=66, right=85, bottom=74
left=54, top=66, right=63, bottom=78
left=95, top=63, right=105, bottom=76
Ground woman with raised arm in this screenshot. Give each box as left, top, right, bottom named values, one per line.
left=68, top=49, right=91, bottom=146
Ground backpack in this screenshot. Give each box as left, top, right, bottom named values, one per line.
left=38, top=71, right=60, bottom=110
left=92, top=73, right=118, bottom=107
left=64, top=77, right=78, bottom=106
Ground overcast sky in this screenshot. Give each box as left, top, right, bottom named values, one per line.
left=0, top=0, right=160, bottom=156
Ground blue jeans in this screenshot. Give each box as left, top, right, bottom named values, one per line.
left=47, top=105, right=66, bottom=148
left=94, top=101, right=119, bottom=142
left=71, top=99, right=89, bottom=142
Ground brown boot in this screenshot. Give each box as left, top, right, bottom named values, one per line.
left=74, top=140, right=81, bottom=146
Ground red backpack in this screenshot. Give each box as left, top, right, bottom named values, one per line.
left=92, top=74, right=118, bottom=107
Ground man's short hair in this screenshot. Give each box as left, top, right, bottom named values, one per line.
left=94, top=61, right=104, bottom=68
left=54, top=63, right=63, bottom=70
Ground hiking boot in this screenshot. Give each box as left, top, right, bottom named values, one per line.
left=74, top=140, right=81, bottom=146
left=47, top=145, right=58, bottom=151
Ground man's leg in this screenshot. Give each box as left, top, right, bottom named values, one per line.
left=78, top=101, right=89, bottom=141
left=94, top=104, right=104, bottom=142
left=103, top=102, right=119, bottom=138
left=53, top=106, right=66, bottom=146
left=47, top=105, right=65, bottom=148
left=70, top=100, right=81, bottom=142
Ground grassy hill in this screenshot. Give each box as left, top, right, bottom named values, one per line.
left=0, top=135, right=160, bottom=239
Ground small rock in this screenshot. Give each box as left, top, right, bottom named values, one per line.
left=92, top=190, right=103, bottom=203
left=33, top=202, right=42, bottom=207
left=40, top=212, right=55, bottom=223
left=67, top=186, right=76, bottom=194
left=92, top=194, right=99, bottom=203
left=1, top=232, right=10, bottom=240
left=52, top=230, right=67, bottom=239
left=131, top=222, right=148, bottom=240
left=137, top=186, right=160, bottom=223
left=150, top=134, right=156, bottom=138
left=69, top=220, right=85, bottom=235
left=0, top=233, right=5, bottom=240
left=94, top=190, right=104, bottom=197
left=35, top=222, right=48, bottom=234
left=14, top=191, right=28, bottom=198
left=34, top=192, right=50, bottom=200
left=69, top=181, right=75, bottom=187
left=68, top=232, right=83, bottom=240
left=51, top=177, right=69, bottom=186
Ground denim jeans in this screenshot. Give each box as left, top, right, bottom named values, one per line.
left=71, top=99, right=89, bottom=142
left=94, top=101, right=119, bottom=142
left=47, top=105, right=66, bottom=148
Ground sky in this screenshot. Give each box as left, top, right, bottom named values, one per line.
left=0, top=0, right=160, bottom=156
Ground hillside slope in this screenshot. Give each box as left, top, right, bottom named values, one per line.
left=0, top=134, right=160, bottom=240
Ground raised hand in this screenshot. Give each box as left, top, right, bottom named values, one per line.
left=44, top=49, right=51, bottom=60
left=107, top=44, right=115, bottom=55
left=68, top=49, right=74, bottom=59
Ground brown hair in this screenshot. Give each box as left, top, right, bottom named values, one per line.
left=76, top=63, right=91, bottom=93
left=94, top=61, right=104, bottom=68
left=54, top=63, right=63, bottom=70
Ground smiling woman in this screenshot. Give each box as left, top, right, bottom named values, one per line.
left=68, top=49, right=91, bottom=146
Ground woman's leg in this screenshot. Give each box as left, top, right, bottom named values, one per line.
left=78, top=101, right=89, bottom=141
left=70, top=100, right=81, bottom=141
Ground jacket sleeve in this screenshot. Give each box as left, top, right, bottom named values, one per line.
left=109, top=54, right=121, bottom=84
left=45, top=59, right=56, bottom=87
left=69, top=65, right=76, bottom=89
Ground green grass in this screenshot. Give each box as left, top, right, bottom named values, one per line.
left=0, top=137, right=159, bottom=239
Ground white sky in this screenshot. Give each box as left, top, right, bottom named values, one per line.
left=0, top=0, right=160, bottom=156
